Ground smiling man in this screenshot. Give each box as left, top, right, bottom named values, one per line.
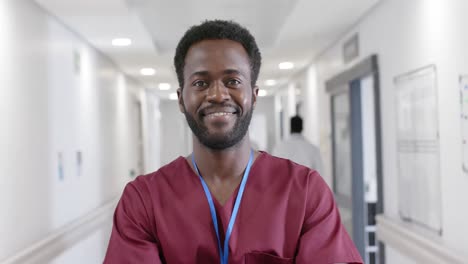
left=104, top=20, right=363, bottom=264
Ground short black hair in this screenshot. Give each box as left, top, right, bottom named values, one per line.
left=174, top=20, right=262, bottom=88
left=291, top=115, right=303, bottom=133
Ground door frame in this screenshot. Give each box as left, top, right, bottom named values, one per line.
left=326, top=55, right=384, bottom=263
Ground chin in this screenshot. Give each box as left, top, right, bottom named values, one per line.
left=205, top=131, right=233, bottom=141
left=205, top=124, right=236, bottom=135
left=199, top=131, right=242, bottom=150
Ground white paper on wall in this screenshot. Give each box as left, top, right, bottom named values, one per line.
left=460, top=76, right=468, bottom=176
left=395, top=65, right=442, bottom=234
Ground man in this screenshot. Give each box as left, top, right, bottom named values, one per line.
left=104, top=20, right=362, bottom=264
left=273, top=115, right=324, bottom=175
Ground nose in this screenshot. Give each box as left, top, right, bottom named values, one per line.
left=206, top=80, right=229, bottom=103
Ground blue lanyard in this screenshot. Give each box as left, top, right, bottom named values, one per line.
left=191, top=150, right=254, bottom=264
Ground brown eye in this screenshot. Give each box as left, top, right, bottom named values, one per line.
left=226, top=79, right=241, bottom=86
left=193, top=80, right=208, bottom=87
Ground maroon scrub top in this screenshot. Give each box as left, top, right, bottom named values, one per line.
left=104, top=152, right=363, bottom=264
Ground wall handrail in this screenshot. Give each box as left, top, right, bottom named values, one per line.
left=376, top=214, right=467, bottom=264
left=0, top=198, right=118, bottom=264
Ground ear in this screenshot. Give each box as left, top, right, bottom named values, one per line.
left=177, top=88, right=185, bottom=113
left=252, top=85, right=259, bottom=108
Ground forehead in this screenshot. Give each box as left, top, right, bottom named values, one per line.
left=183, top=39, right=251, bottom=78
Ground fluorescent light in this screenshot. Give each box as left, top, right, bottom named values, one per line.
left=258, top=89, right=267, bottom=97
left=169, top=93, right=178, bottom=100
left=112, top=38, right=132, bottom=46
left=278, top=62, right=294, bottom=70
left=140, top=68, right=156, bottom=76
left=264, top=79, right=277, bottom=86
left=158, top=83, right=171, bottom=90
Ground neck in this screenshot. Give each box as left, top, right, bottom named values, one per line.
left=191, top=135, right=253, bottom=183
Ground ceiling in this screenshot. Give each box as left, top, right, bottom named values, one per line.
left=34, top=0, right=380, bottom=98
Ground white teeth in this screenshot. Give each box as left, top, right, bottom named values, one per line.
left=207, top=112, right=233, bottom=117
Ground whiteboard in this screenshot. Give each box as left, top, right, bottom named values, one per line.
left=460, top=76, right=468, bottom=176
left=395, top=65, right=442, bottom=234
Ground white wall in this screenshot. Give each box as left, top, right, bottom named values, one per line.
left=252, top=96, right=278, bottom=152
left=0, top=0, right=147, bottom=261
left=311, top=0, right=468, bottom=261
left=302, top=66, right=320, bottom=146
left=141, top=89, right=161, bottom=173
left=159, top=99, right=191, bottom=165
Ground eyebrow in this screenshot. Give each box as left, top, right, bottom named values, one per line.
left=223, top=69, right=243, bottom=76
left=189, top=69, right=246, bottom=79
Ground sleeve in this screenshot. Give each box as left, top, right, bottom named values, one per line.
left=295, top=171, right=363, bottom=264
left=104, top=180, right=162, bottom=264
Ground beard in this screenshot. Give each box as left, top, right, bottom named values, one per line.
left=183, top=102, right=253, bottom=150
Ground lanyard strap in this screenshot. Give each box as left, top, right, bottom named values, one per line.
left=191, top=150, right=254, bottom=264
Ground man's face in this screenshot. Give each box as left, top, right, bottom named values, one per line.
left=177, top=39, right=258, bottom=150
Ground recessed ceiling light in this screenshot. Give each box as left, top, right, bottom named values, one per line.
left=169, top=93, right=178, bottom=100
left=278, top=62, right=294, bottom=70
left=140, top=68, right=156, bottom=76
left=258, top=89, right=267, bottom=97
left=112, top=38, right=132, bottom=46
left=158, top=83, right=171, bottom=90
left=264, top=80, right=277, bottom=86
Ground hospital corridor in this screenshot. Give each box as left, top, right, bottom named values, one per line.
left=1, top=0, right=468, bottom=263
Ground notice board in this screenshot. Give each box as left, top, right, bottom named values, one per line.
left=395, top=65, right=442, bottom=234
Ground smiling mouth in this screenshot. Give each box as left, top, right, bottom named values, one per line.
left=204, top=112, right=236, bottom=118
left=201, top=106, right=239, bottom=118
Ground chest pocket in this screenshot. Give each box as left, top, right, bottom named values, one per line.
left=244, top=252, right=293, bottom=264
